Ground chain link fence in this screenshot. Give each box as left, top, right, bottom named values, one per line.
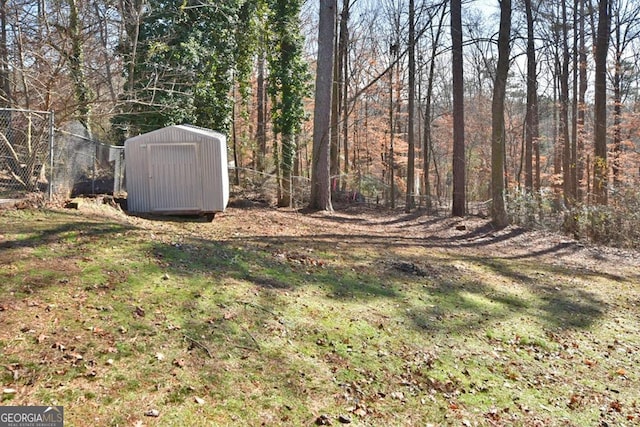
left=0, top=108, right=124, bottom=201
left=52, top=121, right=125, bottom=198
left=0, top=108, right=53, bottom=199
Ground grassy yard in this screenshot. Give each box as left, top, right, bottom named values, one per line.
left=0, top=202, right=639, bottom=426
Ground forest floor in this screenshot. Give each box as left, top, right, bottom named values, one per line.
left=1, top=197, right=639, bottom=426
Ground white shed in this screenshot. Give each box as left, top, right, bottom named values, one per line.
left=124, top=125, right=229, bottom=217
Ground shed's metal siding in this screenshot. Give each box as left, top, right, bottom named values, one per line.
left=124, top=125, right=229, bottom=214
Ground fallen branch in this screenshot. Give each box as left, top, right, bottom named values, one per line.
left=239, top=300, right=278, bottom=317
left=239, top=325, right=261, bottom=351
left=183, top=334, right=213, bottom=358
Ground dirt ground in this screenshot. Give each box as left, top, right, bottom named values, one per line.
left=70, top=195, right=640, bottom=280
left=3, top=187, right=633, bottom=278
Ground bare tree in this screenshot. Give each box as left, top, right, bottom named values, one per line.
left=422, top=3, right=447, bottom=213
left=610, top=0, right=640, bottom=187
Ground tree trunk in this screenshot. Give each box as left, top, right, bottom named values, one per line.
left=552, top=12, right=562, bottom=207
left=524, top=0, right=538, bottom=195
left=279, top=133, right=295, bottom=207
left=330, top=12, right=341, bottom=190
left=388, top=60, right=395, bottom=209
left=340, top=0, right=349, bottom=192
left=256, top=45, right=267, bottom=172
left=577, top=0, right=587, bottom=201
left=593, top=0, right=610, bottom=205
left=405, top=0, right=416, bottom=213
left=611, top=4, right=622, bottom=188
left=451, top=0, right=466, bottom=217
left=68, top=0, right=92, bottom=136
left=232, top=83, right=240, bottom=186
left=491, top=0, right=511, bottom=227
left=423, top=4, right=447, bottom=213
left=310, top=0, right=336, bottom=211
left=0, top=0, right=11, bottom=107
left=560, top=0, right=573, bottom=205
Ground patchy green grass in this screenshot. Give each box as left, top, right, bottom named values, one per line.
left=0, top=205, right=639, bottom=426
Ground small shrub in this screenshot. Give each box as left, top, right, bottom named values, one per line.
left=508, top=188, right=640, bottom=249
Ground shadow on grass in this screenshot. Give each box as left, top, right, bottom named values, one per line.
left=148, top=225, right=606, bottom=341
left=149, top=236, right=398, bottom=301
left=0, top=210, right=135, bottom=252
left=0, top=206, right=609, bottom=345
left=409, top=275, right=605, bottom=336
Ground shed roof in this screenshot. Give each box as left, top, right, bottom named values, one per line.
left=126, top=124, right=225, bottom=144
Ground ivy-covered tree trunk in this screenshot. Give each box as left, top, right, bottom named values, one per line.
left=268, top=0, right=310, bottom=207
left=68, top=0, right=93, bottom=136
left=256, top=46, right=267, bottom=172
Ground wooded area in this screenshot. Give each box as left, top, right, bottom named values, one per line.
left=2, top=0, right=640, bottom=243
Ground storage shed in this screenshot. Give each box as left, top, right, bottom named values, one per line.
left=124, top=125, right=229, bottom=217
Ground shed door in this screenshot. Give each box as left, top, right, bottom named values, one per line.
left=148, top=143, right=202, bottom=212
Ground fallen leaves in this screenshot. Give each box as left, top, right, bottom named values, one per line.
left=609, top=400, right=623, bottom=413
left=272, top=249, right=326, bottom=268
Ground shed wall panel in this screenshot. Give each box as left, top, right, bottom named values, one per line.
left=148, top=143, right=202, bottom=212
